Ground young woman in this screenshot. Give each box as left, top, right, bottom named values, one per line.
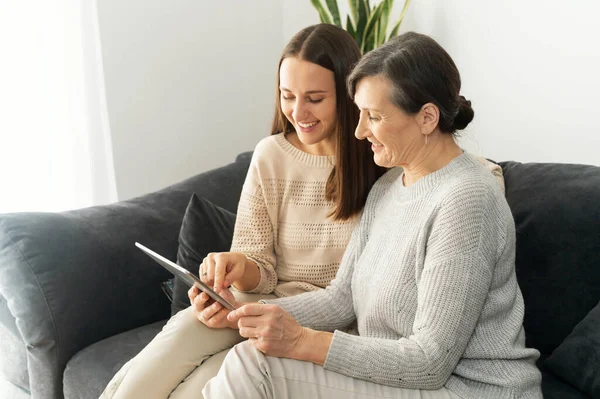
left=101, top=23, right=384, bottom=399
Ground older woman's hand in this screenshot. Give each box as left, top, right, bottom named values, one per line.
left=227, top=304, right=334, bottom=364
left=227, top=303, right=306, bottom=358
left=188, top=286, right=239, bottom=330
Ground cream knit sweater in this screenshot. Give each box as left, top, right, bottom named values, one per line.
left=232, top=133, right=505, bottom=298
left=230, top=133, right=355, bottom=297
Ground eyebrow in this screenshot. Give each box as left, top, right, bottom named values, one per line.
left=358, top=106, right=381, bottom=113
left=279, top=87, right=328, bottom=94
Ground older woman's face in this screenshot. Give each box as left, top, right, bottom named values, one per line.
left=353, top=75, right=423, bottom=168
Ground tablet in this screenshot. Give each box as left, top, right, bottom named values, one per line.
left=135, top=242, right=236, bottom=311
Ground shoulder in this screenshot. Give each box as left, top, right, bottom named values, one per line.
left=248, top=133, right=292, bottom=173
left=434, top=155, right=512, bottom=227
left=469, top=153, right=505, bottom=193
left=430, top=155, right=514, bottom=258
left=442, top=154, right=503, bottom=199
left=252, top=133, right=285, bottom=160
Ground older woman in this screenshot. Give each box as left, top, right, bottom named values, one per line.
left=202, top=32, right=543, bottom=399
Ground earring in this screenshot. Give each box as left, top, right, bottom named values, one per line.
left=424, top=134, right=428, bottom=145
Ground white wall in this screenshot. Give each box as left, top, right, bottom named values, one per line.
left=99, top=1, right=599, bottom=201
left=97, top=0, right=282, bottom=200
left=284, top=1, right=600, bottom=166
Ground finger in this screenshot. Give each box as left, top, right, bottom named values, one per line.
left=213, top=255, right=226, bottom=291
left=206, top=307, right=230, bottom=327
left=217, top=288, right=237, bottom=305
left=187, top=286, right=197, bottom=302
left=237, top=315, right=261, bottom=329
left=206, top=254, right=216, bottom=286
left=202, top=301, right=223, bottom=320
left=199, top=258, right=209, bottom=284
left=224, top=256, right=245, bottom=287
left=193, top=292, right=209, bottom=312
left=227, top=303, right=268, bottom=322
left=238, top=326, right=260, bottom=339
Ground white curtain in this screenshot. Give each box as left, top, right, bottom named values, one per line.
left=0, top=0, right=117, bottom=213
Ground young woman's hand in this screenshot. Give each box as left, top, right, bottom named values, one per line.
left=188, top=286, right=239, bottom=329
left=199, top=252, right=247, bottom=291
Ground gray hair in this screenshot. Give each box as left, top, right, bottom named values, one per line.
left=347, top=32, right=474, bottom=134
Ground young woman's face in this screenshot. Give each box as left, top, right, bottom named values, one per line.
left=279, top=57, right=337, bottom=149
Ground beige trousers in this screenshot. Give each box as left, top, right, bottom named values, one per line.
left=203, top=341, right=463, bottom=399
left=100, top=292, right=275, bottom=399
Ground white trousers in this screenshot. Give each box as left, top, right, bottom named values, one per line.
left=203, top=340, right=463, bottom=399
left=100, top=292, right=275, bottom=399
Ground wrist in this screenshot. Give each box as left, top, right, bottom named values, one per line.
left=293, top=328, right=332, bottom=365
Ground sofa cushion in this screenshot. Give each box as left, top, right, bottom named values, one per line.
left=541, top=370, right=589, bottom=399
left=0, top=320, right=28, bottom=393
left=500, top=161, right=600, bottom=356
left=171, top=194, right=236, bottom=315
left=0, top=152, right=252, bottom=399
left=544, top=301, right=600, bottom=397
left=63, top=320, right=165, bottom=399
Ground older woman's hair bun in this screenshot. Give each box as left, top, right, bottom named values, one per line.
left=452, top=95, right=474, bottom=131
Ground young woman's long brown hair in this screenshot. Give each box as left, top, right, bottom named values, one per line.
left=271, top=24, right=385, bottom=221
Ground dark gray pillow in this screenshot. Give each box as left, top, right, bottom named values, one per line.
left=499, top=161, right=600, bottom=356
left=171, top=194, right=236, bottom=315
left=544, top=302, right=600, bottom=398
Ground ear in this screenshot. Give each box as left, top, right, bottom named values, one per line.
left=418, top=103, right=439, bottom=135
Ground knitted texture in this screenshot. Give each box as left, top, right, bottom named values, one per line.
left=268, top=153, right=542, bottom=398
left=230, top=133, right=355, bottom=297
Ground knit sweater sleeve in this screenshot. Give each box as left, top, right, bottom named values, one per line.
left=229, top=153, right=278, bottom=294
left=262, top=217, right=363, bottom=330
left=324, top=181, right=503, bottom=389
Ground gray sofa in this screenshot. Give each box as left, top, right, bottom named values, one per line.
left=1, top=151, right=599, bottom=399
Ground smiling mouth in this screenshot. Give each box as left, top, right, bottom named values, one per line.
left=297, top=121, right=319, bottom=128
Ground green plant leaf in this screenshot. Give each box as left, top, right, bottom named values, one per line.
left=365, top=32, right=376, bottom=53
left=346, top=14, right=357, bottom=40
left=388, top=0, right=411, bottom=40
left=355, top=0, right=369, bottom=48
left=310, top=0, right=333, bottom=24
left=348, top=0, right=360, bottom=27
left=378, top=0, right=393, bottom=45
left=325, top=0, right=342, bottom=27
left=361, top=2, right=385, bottom=53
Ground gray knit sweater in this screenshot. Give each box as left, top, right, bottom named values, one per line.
left=268, top=153, right=542, bottom=399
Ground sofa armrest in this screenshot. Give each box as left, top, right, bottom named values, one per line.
left=0, top=152, right=251, bottom=399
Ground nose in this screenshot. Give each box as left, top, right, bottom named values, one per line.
left=292, top=99, right=308, bottom=121
left=355, top=113, right=370, bottom=140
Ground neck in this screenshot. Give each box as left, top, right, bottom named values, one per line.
left=402, top=133, right=463, bottom=187
left=285, top=132, right=335, bottom=156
